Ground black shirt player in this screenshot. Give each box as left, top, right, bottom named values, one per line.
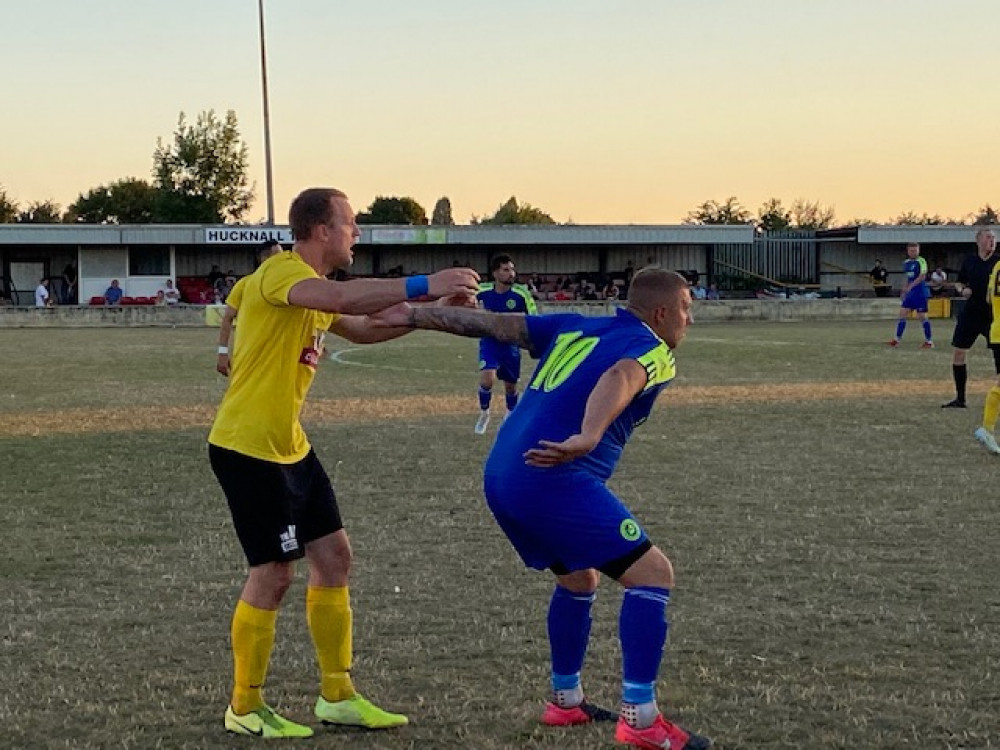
left=942, top=228, right=1000, bottom=408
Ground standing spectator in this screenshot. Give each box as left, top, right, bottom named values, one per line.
left=61, top=262, right=78, bottom=304
left=942, top=228, right=999, bottom=408
left=35, top=278, right=51, bottom=308
left=870, top=259, right=890, bottom=297
left=105, top=279, right=124, bottom=306
left=163, top=279, right=181, bottom=305
left=527, top=273, right=542, bottom=300
left=208, top=264, right=225, bottom=288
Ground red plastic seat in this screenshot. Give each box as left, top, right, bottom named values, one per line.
left=89, top=296, right=105, bottom=306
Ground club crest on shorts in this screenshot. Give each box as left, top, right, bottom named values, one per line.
left=279, top=525, right=298, bottom=553
left=619, top=519, right=641, bottom=541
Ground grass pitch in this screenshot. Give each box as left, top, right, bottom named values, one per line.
left=1, top=320, right=998, bottom=749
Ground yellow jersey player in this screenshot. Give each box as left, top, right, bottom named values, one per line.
left=973, top=229, right=1000, bottom=454
left=209, top=187, right=479, bottom=738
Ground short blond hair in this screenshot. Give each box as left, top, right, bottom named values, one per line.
left=626, top=268, right=689, bottom=312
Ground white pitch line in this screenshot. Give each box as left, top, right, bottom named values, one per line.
left=328, top=348, right=465, bottom=375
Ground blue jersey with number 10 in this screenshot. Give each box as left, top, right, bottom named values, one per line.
left=485, top=308, right=676, bottom=482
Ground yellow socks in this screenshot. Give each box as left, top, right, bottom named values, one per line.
left=307, top=585, right=355, bottom=702
left=230, top=600, right=278, bottom=714
left=983, top=386, right=1000, bottom=431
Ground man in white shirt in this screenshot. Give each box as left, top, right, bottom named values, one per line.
left=163, top=279, right=181, bottom=305
left=35, top=278, right=51, bottom=307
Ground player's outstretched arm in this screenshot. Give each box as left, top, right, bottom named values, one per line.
left=329, top=310, right=413, bottom=344
left=404, top=306, right=533, bottom=349
left=288, top=268, right=479, bottom=316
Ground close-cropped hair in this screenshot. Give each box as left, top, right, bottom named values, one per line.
left=627, top=268, right=688, bottom=311
left=490, top=254, right=514, bottom=272
left=289, top=188, right=348, bottom=241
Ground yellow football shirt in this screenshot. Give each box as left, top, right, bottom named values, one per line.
left=990, top=261, right=1000, bottom=344
left=226, top=276, right=246, bottom=311
left=209, top=252, right=339, bottom=463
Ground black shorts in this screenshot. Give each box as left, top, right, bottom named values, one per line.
left=209, top=445, right=343, bottom=566
left=951, top=311, right=993, bottom=350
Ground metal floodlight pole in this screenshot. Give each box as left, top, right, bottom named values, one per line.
left=258, top=0, right=276, bottom=226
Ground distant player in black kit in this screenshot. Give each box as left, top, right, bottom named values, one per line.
left=942, top=228, right=999, bottom=408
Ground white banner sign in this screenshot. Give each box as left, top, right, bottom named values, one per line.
left=371, top=228, right=447, bottom=244
left=204, top=227, right=294, bottom=244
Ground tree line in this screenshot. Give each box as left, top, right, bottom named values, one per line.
left=2, top=110, right=997, bottom=229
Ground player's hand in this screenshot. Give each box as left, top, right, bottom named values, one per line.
left=524, top=434, right=599, bottom=468
left=427, top=268, right=480, bottom=300
left=436, top=292, right=477, bottom=308
left=369, top=302, right=413, bottom=328
left=216, top=354, right=230, bottom=377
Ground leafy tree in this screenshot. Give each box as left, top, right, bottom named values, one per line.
left=973, top=204, right=999, bottom=225
left=66, top=178, right=158, bottom=224
left=843, top=217, right=880, bottom=227
left=356, top=196, right=428, bottom=225
left=756, top=198, right=792, bottom=232
left=473, top=196, right=556, bottom=225
left=684, top=196, right=751, bottom=225
left=893, top=211, right=946, bottom=226
left=790, top=199, right=836, bottom=230
left=153, top=109, right=254, bottom=223
left=16, top=200, right=62, bottom=223
left=0, top=185, right=17, bottom=223
left=431, top=196, right=454, bottom=225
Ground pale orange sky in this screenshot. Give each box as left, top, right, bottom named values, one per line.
left=3, top=0, right=998, bottom=225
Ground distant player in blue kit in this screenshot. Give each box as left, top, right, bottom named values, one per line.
left=376, top=268, right=711, bottom=750
left=888, top=242, right=934, bottom=348
left=474, top=254, right=537, bottom=434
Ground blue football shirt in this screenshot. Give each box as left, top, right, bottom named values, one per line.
left=477, top=283, right=537, bottom=315
left=484, top=308, right=676, bottom=482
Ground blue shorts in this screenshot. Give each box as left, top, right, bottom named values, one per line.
left=901, top=288, right=929, bottom=313
left=483, top=469, right=649, bottom=574
left=479, top=339, right=521, bottom=383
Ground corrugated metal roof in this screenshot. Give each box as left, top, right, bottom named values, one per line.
left=858, top=225, right=1000, bottom=244
left=0, top=223, right=756, bottom=246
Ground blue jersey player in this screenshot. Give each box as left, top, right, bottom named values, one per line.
left=378, top=269, right=711, bottom=750
left=888, top=242, right=934, bottom=348
left=474, top=254, right=537, bottom=434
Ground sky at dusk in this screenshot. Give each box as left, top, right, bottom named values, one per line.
left=3, top=0, right=999, bottom=225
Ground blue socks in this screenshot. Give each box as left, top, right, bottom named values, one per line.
left=478, top=386, right=492, bottom=411
left=620, top=586, right=671, bottom=705
left=505, top=390, right=519, bottom=412
left=894, top=319, right=932, bottom=342
left=548, top=586, right=595, bottom=696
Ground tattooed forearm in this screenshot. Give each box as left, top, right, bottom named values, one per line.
left=411, top=307, right=533, bottom=349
